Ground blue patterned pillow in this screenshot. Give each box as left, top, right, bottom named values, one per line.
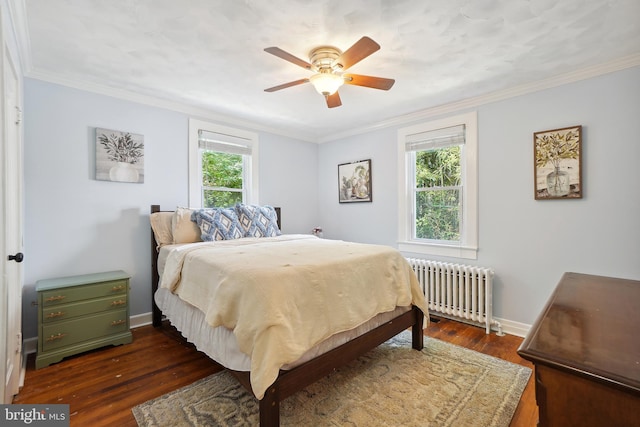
left=235, top=204, right=281, bottom=238
left=191, top=208, right=244, bottom=241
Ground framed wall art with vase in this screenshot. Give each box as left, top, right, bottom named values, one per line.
left=95, top=128, right=145, bottom=183
left=338, top=159, right=372, bottom=203
left=534, top=125, right=582, bottom=200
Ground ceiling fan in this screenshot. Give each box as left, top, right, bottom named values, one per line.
left=264, top=36, right=395, bottom=108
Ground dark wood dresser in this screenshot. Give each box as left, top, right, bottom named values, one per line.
left=518, top=272, right=640, bottom=427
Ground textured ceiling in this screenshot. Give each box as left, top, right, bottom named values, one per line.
left=19, top=0, right=640, bottom=141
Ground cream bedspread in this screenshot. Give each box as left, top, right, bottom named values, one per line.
left=160, top=234, right=427, bottom=399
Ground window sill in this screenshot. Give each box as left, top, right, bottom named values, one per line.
left=398, top=241, right=478, bottom=260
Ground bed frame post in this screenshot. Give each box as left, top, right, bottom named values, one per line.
left=259, top=386, right=280, bottom=426
left=274, top=207, right=281, bottom=231
left=411, top=306, right=424, bottom=350
left=150, top=204, right=162, bottom=327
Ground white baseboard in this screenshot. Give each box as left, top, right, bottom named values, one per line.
left=130, top=312, right=153, bottom=329
left=493, top=317, right=531, bottom=338
left=23, top=337, right=37, bottom=356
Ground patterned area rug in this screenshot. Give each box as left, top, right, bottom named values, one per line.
left=132, top=332, right=531, bottom=426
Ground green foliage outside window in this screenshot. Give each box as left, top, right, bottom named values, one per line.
left=201, top=151, right=243, bottom=208
left=415, top=146, right=461, bottom=241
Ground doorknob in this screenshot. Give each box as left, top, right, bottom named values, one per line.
left=8, top=252, right=24, bottom=263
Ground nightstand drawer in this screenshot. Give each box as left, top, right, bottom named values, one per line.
left=41, top=295, right=128, bottom=323
left=41, top=279, right=128, bottom=307
left=41, top=309, right=129, bottom=351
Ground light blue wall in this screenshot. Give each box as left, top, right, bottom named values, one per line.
left=317, top=66, right=640, bottom=326
left=22, top=66, right=640, bottom=338
left=318, top=127, right=400, bottom=245
left=22, top=78, right=318, bottom=338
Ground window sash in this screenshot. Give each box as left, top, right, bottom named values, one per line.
left=202, top=188, right=244, bottom=208
left=202, top=185, right=243, bottom=192
left=414, top=144, right=463, bottom=191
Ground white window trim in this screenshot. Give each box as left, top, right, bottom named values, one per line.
left=188, top=118, right=259, bottom=208
left=397, top=111, right=478, bottom=259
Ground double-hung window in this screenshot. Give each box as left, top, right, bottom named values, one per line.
left=188, top=119, right=259, bottom=208
left=397, top=111, right=478, bottom=259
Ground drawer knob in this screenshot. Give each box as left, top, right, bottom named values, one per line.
left=45, top=295, right=66, bottom=302
left=111, top=285, right=125, bottom=292
left=46, top=333, right=66, bottom=342
left=46, top=311, right=65, bottom=319
left=111, top=319, right=126, bottom=326
left=110, top=300, right=126, bottom=306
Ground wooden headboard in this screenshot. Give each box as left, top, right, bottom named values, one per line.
left=149, top=204, right=281, bottom=327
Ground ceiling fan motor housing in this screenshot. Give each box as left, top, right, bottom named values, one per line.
left=309, top=46, right=344, bottom=73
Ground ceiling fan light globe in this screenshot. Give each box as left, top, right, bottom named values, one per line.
left=310, top=73, right=344, bottom=96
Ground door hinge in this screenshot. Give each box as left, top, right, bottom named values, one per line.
left=15, top=106, right=22, bottom=125
left=16, top=332, right=22, bottom=353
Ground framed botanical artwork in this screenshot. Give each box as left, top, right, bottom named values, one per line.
left=534, top=125, right=582, bottom=199
left=95, top=128, right=145, bottom=183
left=338, top=159, right=372, bottom=203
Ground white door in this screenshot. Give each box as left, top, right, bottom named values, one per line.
left=1, top=38, right=24, bottom=403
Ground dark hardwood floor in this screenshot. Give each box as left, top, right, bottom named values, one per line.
left=14, top=317, right=537, bottom=426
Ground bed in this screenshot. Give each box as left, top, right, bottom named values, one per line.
left=149, top=204, right=427, bottom=426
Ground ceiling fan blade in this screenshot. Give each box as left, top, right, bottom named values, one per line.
left=264, top=47, right=312, bottom=70
left=264, top=78, right=310, bottom=92
left=334, top=36, right=380, bottom=70
left=325, top=92, right=342, bottom=108
left=343, top=74, right=395, bottom=90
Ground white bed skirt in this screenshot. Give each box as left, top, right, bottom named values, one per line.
left=154, top=287, right=410, bottom=372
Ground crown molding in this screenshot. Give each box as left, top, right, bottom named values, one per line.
left=318, top=53, right=640, bottom=143
left=23, top=68, right=317, bottom=143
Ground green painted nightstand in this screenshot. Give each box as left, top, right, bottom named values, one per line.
left=35, top=270, right=133, bottom=369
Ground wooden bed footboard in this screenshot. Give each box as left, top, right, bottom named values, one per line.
left=244, top=306, right=424, bottom=426
left=149, top=204, right=424, bottom=427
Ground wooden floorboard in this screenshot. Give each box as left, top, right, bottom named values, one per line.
left=13, top=317, right=537, bottom=426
